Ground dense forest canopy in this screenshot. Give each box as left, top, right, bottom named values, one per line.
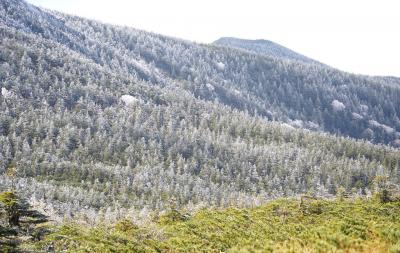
left=0, top=0, right=399, bottom=224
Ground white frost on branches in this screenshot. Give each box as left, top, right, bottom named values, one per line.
left=331, top=100, right=345, bottom=111
left=120, top=95, right=138, bottom=105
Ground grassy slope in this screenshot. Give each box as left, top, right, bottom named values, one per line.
left=30, top=198, right=400, bottom=253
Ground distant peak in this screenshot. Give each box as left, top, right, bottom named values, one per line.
left=216, top=37, right=272, bottom=44
left=213, top=37, right=322, bottom=65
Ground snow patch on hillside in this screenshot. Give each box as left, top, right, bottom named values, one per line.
left=331, top=100, right=345, bottom=111
left=215, top=61, right=225, bottom=70
left=369, top=120, right=395, bottom=134
left=352, top=113, right=363, bottom=120
left=120, top=95, right=138, bottom=105
left=1, top=88, right=14, bottom=98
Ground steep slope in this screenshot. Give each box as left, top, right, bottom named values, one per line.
left=2, top=0, right=400, bottom=146
left=0, top=0, right=399, bottom=222
left=214, top=37, right=321, bottom=65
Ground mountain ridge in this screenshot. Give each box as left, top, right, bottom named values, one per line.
left=1, top=0, right=399, bottom=145
left=213, top=36, right=323, bottom=66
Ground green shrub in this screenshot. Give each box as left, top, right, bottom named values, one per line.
left=158, top=209, right=190, bottom=225
left=29, top=198, right=400, bottom=252
left=389, top=242, right=400, bottom=253
left=114, top=219, right=139, bottom=233
left=340, top=217, right=369, bottom=240
left=299, top=196, right=324, bottom=215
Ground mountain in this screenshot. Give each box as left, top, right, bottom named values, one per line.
left=214, top=37, right=322, bottom=65
left=2, top=0, right=400, bottom=146
left=0, top=0, right=399, bottom=223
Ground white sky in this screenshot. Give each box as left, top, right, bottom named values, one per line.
left=27, top=0, right=400, bottom=77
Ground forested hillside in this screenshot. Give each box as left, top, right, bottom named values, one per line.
left=2, top=0, right=400, bottom=146
left=0, top=0, right=400, bottom=226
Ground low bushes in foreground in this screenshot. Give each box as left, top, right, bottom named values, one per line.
left=25, top=198, right=400, bottom=253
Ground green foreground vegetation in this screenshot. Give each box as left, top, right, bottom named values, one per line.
left=2, top=177, right=399, bottom=252
left=2, top=197, right=397, bottom=253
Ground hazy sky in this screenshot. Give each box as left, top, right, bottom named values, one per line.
left=27, top=0, right=400, bottom=77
